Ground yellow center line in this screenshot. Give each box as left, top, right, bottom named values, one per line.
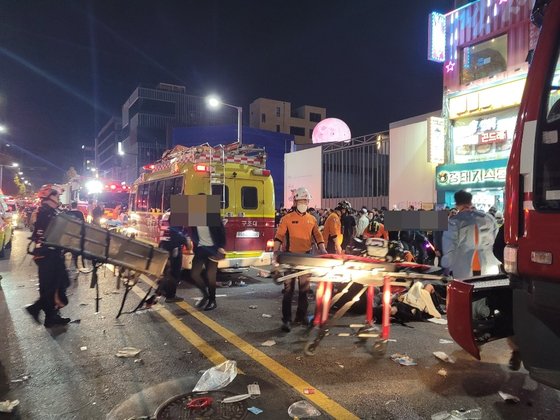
left=140, top=277, right=358, bottom=420
left=131, top=285, right=227, bottom=366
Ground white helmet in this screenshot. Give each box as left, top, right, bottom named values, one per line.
left=292, top=187, right=311, bottom=201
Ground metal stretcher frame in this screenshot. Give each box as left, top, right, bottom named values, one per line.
left=275, top=253, right=450, bottom=356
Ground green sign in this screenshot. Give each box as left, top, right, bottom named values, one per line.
left=436, top=159, right=508, bottom=190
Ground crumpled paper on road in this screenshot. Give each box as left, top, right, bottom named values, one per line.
left=0, top=399, right=19, bottom=413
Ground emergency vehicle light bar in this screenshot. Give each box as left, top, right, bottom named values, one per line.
left=252, top=169, right=271, bottom=176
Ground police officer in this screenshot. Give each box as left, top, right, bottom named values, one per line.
left=25, top=184, right=71, bottom=327
left=273, top=187, right=326, bottom=332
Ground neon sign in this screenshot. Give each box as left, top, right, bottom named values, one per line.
left=436, top=159, right=509, bottom=189
left=428, top=12, right=446, bottom=63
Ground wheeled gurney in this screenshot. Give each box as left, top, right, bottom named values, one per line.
left=274, top=253, right=451, bottom=356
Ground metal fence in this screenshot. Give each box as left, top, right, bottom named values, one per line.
left=321, top=132, right=389, bottom=209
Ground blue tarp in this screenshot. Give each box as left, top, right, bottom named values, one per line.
left=172, top=125, right=293, bottom=207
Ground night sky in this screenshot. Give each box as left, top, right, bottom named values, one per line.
left=0, top=0, right=453, bottom=187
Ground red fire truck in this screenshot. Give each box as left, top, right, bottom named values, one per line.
left=447, top=0, right=560, bottom=389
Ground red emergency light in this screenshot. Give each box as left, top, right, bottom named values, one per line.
left=110, top=184, right=117, bottom=190
left=143, top=164, right=156, bottom=171
left=194, top=164, right=208, bottom=172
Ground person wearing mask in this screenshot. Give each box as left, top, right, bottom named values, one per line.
left=322, top=201, right=349, bottom=254
left=442, top=190, right=500, bottom=279
left=187, top=214, right=227, bottom=311
left=356, top=208, right=370, bottom=237
left=26, top=184, right=71, bottom=327
left=273, top=187, right=326, bottom=332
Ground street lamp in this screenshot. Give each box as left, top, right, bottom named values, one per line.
left=0, top=162, right=19, bottom=193
left=206, top=95, right=243, bottom=144
left=0, top=124, right=7, bottom=134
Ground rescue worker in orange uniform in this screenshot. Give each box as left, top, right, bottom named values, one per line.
left=363, top=220, right=389, bottom=241
left=322, top=201, right=350, bottom=254
left=273, top=187, right=326, bottom=332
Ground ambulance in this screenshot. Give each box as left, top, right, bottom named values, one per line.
left=127, top=142, right=275, bottom=271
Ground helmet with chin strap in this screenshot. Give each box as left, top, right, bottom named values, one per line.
left=37, top=184, right=64, bottom=200
left=292, top=187, right=312, bottom=201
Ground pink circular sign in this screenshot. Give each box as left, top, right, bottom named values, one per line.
left=311, top=118, right=352, bottom=144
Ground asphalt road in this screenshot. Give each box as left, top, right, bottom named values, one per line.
left=1, top=229, right=560, bottom=419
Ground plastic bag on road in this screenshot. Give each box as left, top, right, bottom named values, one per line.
left=431, top=408, right=482, bottom=420
left=193, top=360, right=237, bottom=392
left=0, top=399, right=19, bottom=413
left=288, top=400, right=321, bottom=418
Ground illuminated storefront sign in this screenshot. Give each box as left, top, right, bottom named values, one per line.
left=436, top=159, right=508, bottom=189
left=428, top=12, right=446, bottom=63
left=448, top=79, right=526, bottom=119
left=427, top=116, right=445, bottom=164
left=479, top=130, right=507, bottom=144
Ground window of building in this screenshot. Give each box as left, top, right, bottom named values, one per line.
left=461, top=34, right=508, bottom=84
left=261, top=113, right=266, bottom=123
left=241, top=186, right=258, bottom=209
left=290, top=126, right=305, bottom=136
left=276, top=107, right=281, bottom=117
left=211, top=184, right=229, bottom=209
left=309, top=112, right=322, bottom=122
left=276, top=125, right=280, bottom=132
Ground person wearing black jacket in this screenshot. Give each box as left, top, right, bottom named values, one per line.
left=187, top=221, right=226, bottom=311
left=157, top=225, right=188, bottom=302
left=26, top=184, right=71, bottom=328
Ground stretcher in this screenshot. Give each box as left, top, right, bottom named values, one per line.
left=273, top=253, right=451, bottom=356
left=42, top=213, right=169, bottom=317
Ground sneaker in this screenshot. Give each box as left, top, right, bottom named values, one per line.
left=281, top=321, right=291, bottom=332
left=165, top=296, right=184, bottom=303
left=25, top=304, right=41, bottom=324
left=196, top=297, right=209, bottom=309
left=44, top=315, right=71, bottom=328
left=219, top=280, right=232, bottom=288
left=204, top=300, right=217, bottom=311
left=509, top=350, right=521, bottom=371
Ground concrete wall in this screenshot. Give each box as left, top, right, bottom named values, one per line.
left=284, top=147, right=322, bottom=209
left=389, top=111, right=440, bottom=210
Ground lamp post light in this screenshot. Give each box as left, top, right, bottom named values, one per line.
left=206, top=95, right=243, bottom=145
left=0, top=162, right=20, bottom=193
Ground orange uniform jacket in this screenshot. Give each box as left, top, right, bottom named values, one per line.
left=274, top=211, right=324, bottom=253
left=322, top=212, right=342, bottom=247
left=363, top=222, right=389, bottom=240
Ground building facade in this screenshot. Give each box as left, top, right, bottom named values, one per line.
left=429, top=0, right=536, bottom=211
left=119, top=83, right=235, bottom=183
left=249, top=98, right=326, bottom=145
left=94, top=117, right=122, bottom=180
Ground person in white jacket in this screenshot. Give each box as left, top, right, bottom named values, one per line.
left=356, top=208, right=370, bottom=237
left=442, top=190, right=500, bottom=279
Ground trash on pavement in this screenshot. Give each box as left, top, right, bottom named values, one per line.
left=193, top=360, right=238, bottom=392
left=249, top=305, right=258, bottom=309
left=433, top=351, right=456, bottom=364
left=221, top=394, right=252, bottom=403
left=439, top=339, right=454, bottom=344
left=248, top=383, right=261, bottom=397
left=10, top=374, right=30, bottom=383
left=116, top=347, right=141, bottom=358
left=247, top=406, right=263, bottom=415
left=499, top=391, right=520, bottom=404
left=288, top=400, right=321, bottom=418
left=428, top=318, right=448, bottom=325
left=303, top=388, right=315, bottom=394
left=186, top=396, right=213, bottom=409
left=261, top=313, right=272, bottom=318
left=431, top=408, right=482, bottom=420
left=0, top=399, right=19, bottom=413
left=69, top=319, right=81, bottom=324
left=390, top=353, right=417, bottom=366
left=437, top=368, right=448, bottom=377
left=80, top=346, right=88, bottom=351
left=134, top=359, right=143, bottom=364
left=336, top=362, right=345, bottom=368
left=260, top=340, right=276, bottom=347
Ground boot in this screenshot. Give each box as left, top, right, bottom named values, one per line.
left=204, top=300, right=217, bottom=311
left=44, top=314, right=71, bottom=328
left=25, top=303, right=41, bottom=323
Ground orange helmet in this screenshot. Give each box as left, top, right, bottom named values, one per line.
left=37, top=184, right=64, bottom=200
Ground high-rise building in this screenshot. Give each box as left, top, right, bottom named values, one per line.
left=94, top=117, right=122, bottom=180
left=249, top=98, right=326, bottom=145
left=118, top=83, right=235, bottom=183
